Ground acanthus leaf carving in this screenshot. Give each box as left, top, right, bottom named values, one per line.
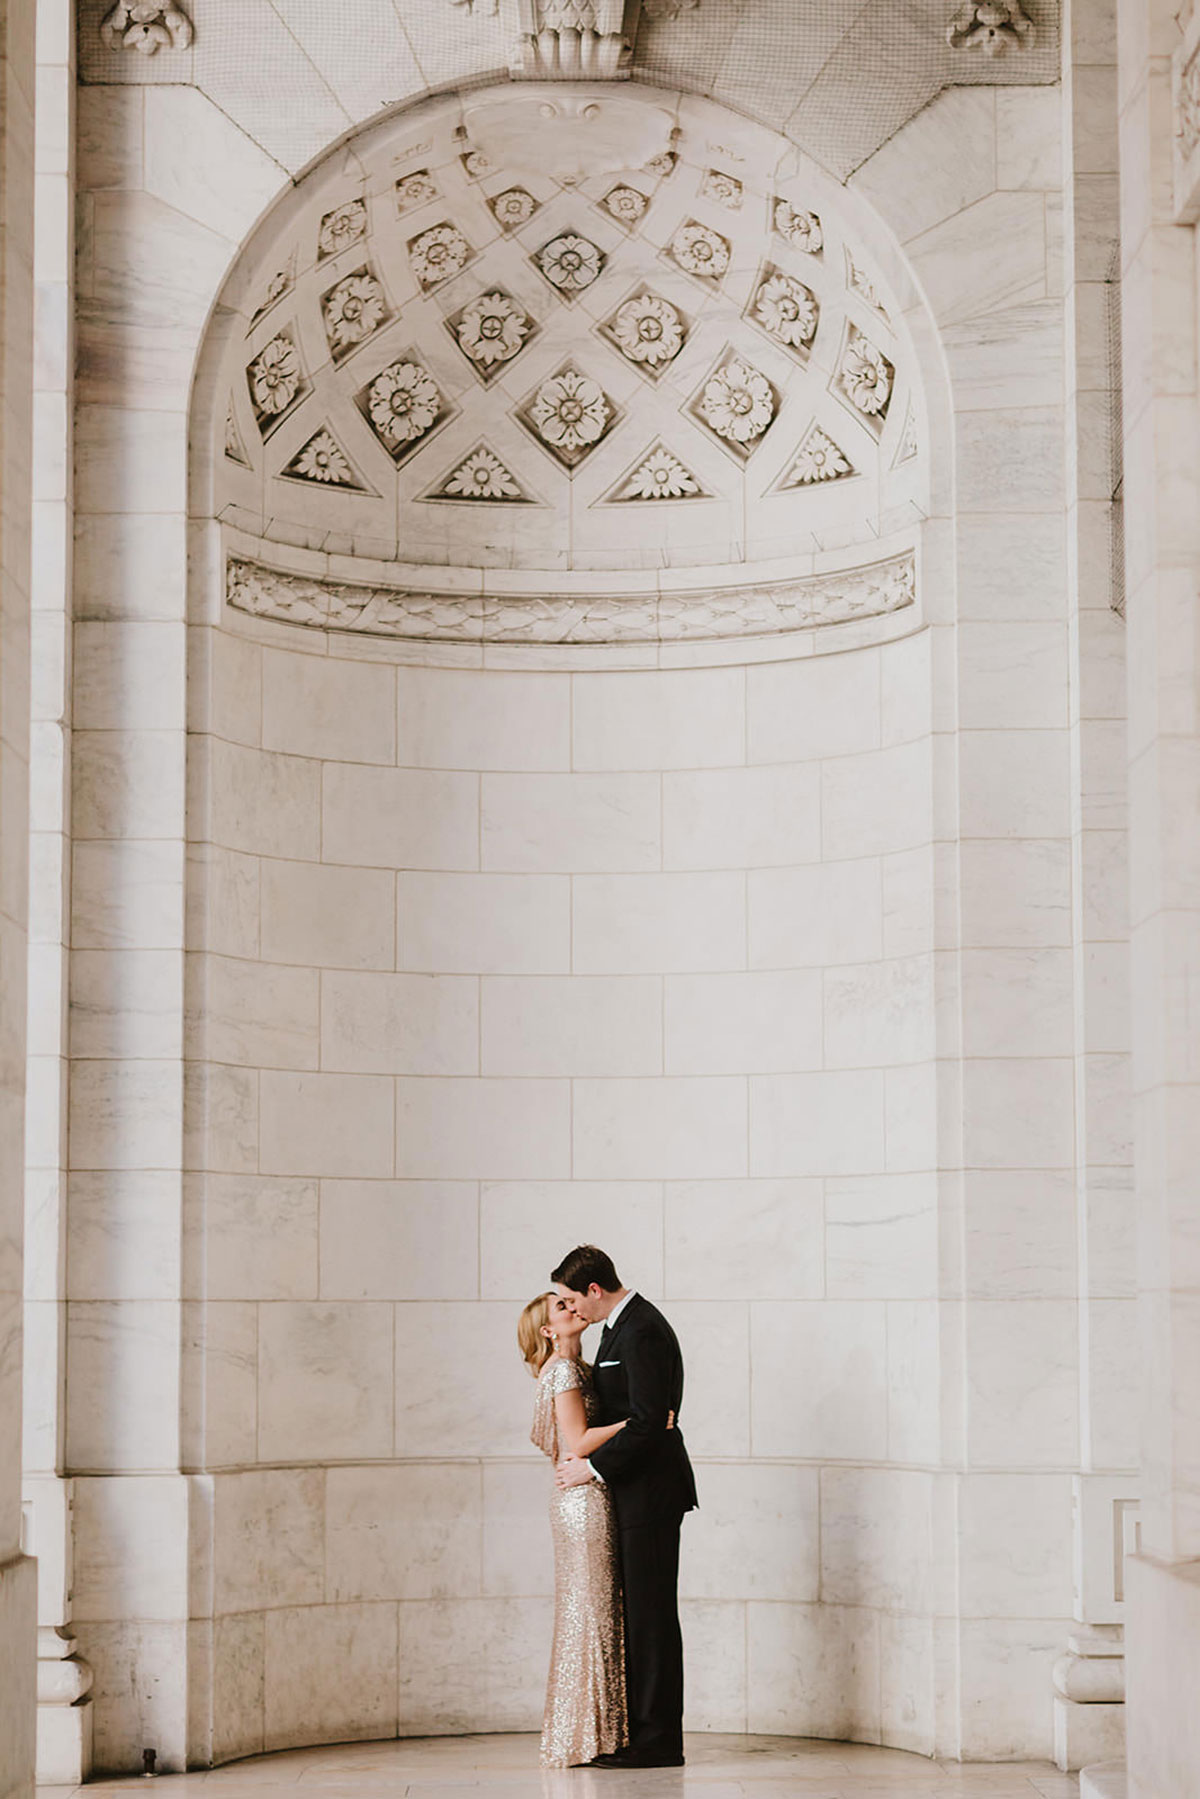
left=100, top=0, right=193, bottom=53
left=946, top=0, right=1034, bottom=56
left=226, top=550, right=915, bottom=646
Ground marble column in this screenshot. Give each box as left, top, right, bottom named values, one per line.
left=1116, top=0, right=1200, bottom=1793
left=0, top=0, right=42, bottom=1790
left=24, top=0, right=93, bottom=1779
left=1058, top=0, right=1138, bottom=1770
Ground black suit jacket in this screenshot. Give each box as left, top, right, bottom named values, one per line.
left=588, top=1294, right=698, bottom=1526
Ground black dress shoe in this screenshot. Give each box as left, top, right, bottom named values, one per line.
left=590, top=1748, right=685, bottom=1768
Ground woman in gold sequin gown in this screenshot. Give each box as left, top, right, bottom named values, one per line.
left=519, top=1292, right=628, bottom=1769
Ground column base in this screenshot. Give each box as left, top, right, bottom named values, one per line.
left=37, top=1699, right=94, bottom=1786
left=1080, top=1766, right=1127, bottom=1799
left=1055, top=1698, right=1126, bottom=1771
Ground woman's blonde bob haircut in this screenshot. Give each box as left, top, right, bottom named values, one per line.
left=518, top=1292, right=555, bottom=1375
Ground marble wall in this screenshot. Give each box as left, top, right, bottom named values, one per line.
left=50, top=27, right=1138, bottom=1778
left=178, top=615, right=940, bottom=1760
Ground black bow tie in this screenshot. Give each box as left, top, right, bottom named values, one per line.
left=599, top=1320, right=612, bottom=1349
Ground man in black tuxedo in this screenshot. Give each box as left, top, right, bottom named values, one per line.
left=552, top=1244, right=697, bottom=1770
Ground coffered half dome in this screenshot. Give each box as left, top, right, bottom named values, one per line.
left=213, top=85, right=928, bottom=591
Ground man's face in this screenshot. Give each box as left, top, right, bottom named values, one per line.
left=553, top=1280, right=604, bottom=1325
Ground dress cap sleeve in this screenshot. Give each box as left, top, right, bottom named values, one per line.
left=545, top=1356, right=585, bottom=1397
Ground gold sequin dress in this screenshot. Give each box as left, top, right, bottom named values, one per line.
left=532, top=1356, right=627, bottom=1768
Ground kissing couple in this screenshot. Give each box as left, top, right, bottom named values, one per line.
left=518, top=1245, right=698, bottom=1770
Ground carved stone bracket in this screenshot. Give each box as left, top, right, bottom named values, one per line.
left=226, top=551, right=916, bottom=646
left=447, top=0, right=699, bottom=79
left=100, top=0, right=193, bottom=54
left=946, top=0, right=1034, bottom=55
left=510, top=0, right=634, bottom=78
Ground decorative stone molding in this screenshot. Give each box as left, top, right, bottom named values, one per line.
left=226, top=550, right=915, bottom=645
left=511, top=0, right=633, bottom=78
left=100, top=0, right=193, bottom=54
left=1053, top=1629, right=1127, bottom=1772
left=1173, top=11, right=1200, bottom=219
left=946, top=0, right=1034, bottom=55
left=446, top=1, right=699, bottom=77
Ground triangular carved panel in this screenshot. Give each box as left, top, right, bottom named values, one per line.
left=279, top=424, right=378, bottom=493
left=772, top=421, right=857, bottom=490
left=423, top=441, right=538, bottom=503
left=603, top=439, right=710, bottom=502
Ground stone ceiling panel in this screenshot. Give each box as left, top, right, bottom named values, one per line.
left=214, top=87, right=927, bottom=577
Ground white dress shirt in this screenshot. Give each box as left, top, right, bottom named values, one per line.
left=586, top=1291, right=636, bottom=1481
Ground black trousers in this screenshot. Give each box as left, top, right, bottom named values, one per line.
left=617, top=1515, right=684, bottom=1756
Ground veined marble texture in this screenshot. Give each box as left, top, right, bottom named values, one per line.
left=225, top=549, right=915, bottom=643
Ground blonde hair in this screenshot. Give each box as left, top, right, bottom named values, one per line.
left=518, top=1292, right=555, bottom=1376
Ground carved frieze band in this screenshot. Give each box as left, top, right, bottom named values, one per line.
left=226, top=551, right=915, bottom=645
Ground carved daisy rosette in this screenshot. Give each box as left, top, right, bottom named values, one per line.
left=601, top=290, right=686, bottom=380
left=490, top=187, right=539, bottom=232
left=701, top=168, right=744, bottom=211
left=356, top=353, right=452, bottom=465
left=460, top=148, right=492, bottom=181
left=748, top=265, right=819, bottom=359
left=317, top=199, right=368, bottom=261
left=666, top=219, right=732, bottom=286
left=773, top=199, right=824, bottom=256
left=245, top=327, right=309, bottom=438
left=834, top=324, right=894, bottom=433
left=601, top=184, right=649, bottom=230
left=320, top=265, right=391, bottom=363
left=518, top=363, right=618, bottom=471
left=643, top=151, right=678, bottom=180
left=394, top=169, right=440, bottom=217
left=689, top=350, right=777, bottom=462
left=408, top=222, right=474, bottom=291
left=447, top=289, right=534, bottom=383
left=533, top=231, right=606, bottom=302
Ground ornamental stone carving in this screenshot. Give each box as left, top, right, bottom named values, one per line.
left=100, top=0, right=192, bottom=53
left=395, top=170, right=441, bottom=216
left=692, top=354, right=776, bottom=458
left=946, top=0, right=1034, bottom=55
left=318, top=201, right=367, bottom=260
left=359, top=358, right=450, bottom=462
left=777, top=423, right=855, bottom=488
left=609, top=442, right=705, bottom=501
left=451, top=290, right=534, bottom=378
left=226, top=549, right=915, bottom=646
left=605, top=292, right=686, bottom=374
left=521, top=365, right=616, bottom=466
left=534, top=231, right=606, bottom=298
left=773, top=200, right=823, bottom=254
left=667, top=219, right=732, bottom=283
left=837, top=326, right=894, bottom=425
left=321, top=268, right=390, bottom=361
left=1181, top=46, right=1200, bottom=162
left=408, top=223, right=474, bottom=289
left=246, top=331, right=308, bottom=437
left=427, top=443, right=534, bottom=501
left=751, top=270, right=819, bottom=354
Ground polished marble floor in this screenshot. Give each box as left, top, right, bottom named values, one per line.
left=46, top=1735, right=1079, bottom=1799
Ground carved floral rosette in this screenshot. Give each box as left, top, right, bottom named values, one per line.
left=226, top=551, right=915, bottom=645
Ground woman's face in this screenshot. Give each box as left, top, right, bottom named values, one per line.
left=545, top=1293, right=587, bottom=1345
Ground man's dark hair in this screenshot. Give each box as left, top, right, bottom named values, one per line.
left=551, top=1244, right=621, bottom=1293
